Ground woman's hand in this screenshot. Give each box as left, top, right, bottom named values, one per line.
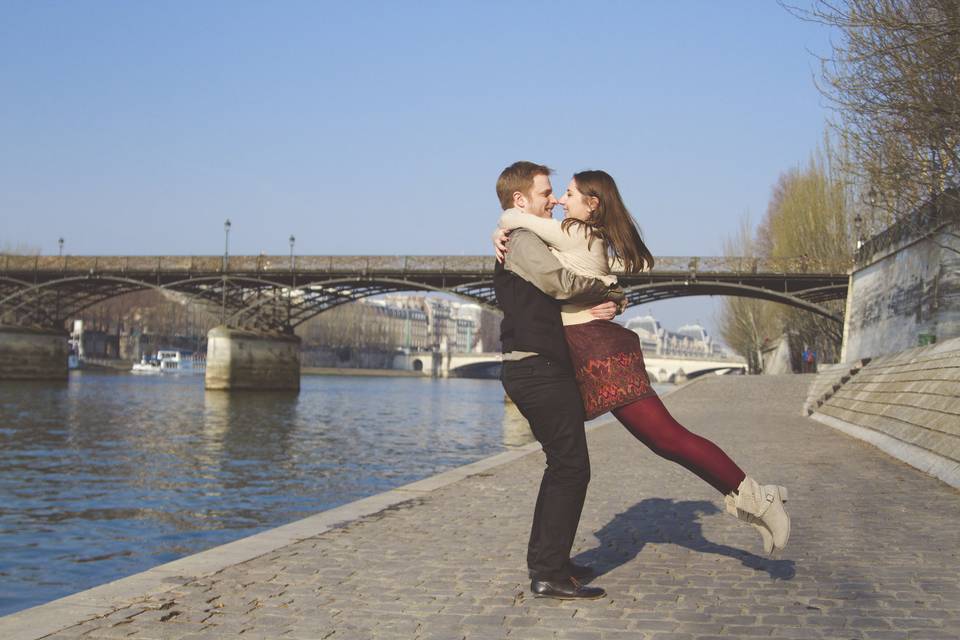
left=492, top=228, right=510, bottom=263
left=588, top=301, right=618, bottom=321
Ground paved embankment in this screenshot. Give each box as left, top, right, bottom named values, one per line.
left=3, top=375, right=959, bottom=639
left=808, top=336, right=960, bottom=488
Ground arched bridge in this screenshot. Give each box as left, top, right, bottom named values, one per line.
left=0, top=254, right=850, bottom=331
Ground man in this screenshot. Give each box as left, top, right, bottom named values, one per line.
left=493, top=161, right=623, bottom=600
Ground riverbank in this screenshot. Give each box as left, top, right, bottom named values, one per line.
left=4, top=375, right=957, bottom=639
left=0, top=374, right=512, bottom=618
left=300, top=366, right=423, bottom=377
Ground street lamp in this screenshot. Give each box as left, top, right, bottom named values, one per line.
left=857, top=186, right=879, bottom=253
left=286, top=234, right=297, bottom=331
left=58, top=237, right=64, bottom=257
left=223, top=219, right=232, bottom=267
left=221, top=219, right=231, bottom=323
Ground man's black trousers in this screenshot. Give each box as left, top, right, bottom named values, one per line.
left=501, top=355, right=590, bottom=582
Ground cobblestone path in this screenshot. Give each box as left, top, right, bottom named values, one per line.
left=40, top=376, right=960, bottom=639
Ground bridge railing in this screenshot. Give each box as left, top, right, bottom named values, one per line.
left=646, top=256, right=850, bottom=275
left=0, top=254, right=499, bottom=275
left=0, top=254, right=851, bottom=276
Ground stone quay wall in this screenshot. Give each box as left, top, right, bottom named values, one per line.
left=807, top=335, right=960, bottom=488
left=0, top=325, right=69, bottom=380
left=824, top=192, right=960, bottom=486
left=841, top=193, right=960, bottom=363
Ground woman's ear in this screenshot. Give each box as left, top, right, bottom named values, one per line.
left=588, top=195, right=600, bottom=213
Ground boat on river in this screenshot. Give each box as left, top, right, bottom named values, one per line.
left=131, top=350, right=204, bottom=374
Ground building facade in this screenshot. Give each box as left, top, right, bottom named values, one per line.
left=624, top=314, right=729, bottom=359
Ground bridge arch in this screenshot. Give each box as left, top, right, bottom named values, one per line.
left=0, top=274, right=500, bottom=330
left=624, top=281, right=844, bottom=323
left=685, top=366, right=748, bottom=379
left=1, top=275, right=160, bottom=325
left=222, top=277, right=499, bottom=328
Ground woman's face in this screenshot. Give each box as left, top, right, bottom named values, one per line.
left=559, top=179, right=595, bottom=222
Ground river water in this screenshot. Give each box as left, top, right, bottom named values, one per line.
left=0, top=370, right=669, bottom=616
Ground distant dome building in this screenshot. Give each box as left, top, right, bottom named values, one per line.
left=625, top=316, right=728, bottom=359
left=625, top=315, right=662, bottom=353
left=676, top=323, right=711, bottom=355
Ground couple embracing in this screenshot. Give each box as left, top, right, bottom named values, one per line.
left=492, top=161, right=791, bottom=600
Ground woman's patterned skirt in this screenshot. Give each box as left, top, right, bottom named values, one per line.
left=564, top=319, right=658, bottom=420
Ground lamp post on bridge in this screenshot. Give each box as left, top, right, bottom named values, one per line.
left=56, top=237, right=65, bottom=321
left=287, top=234, right=296, bottom=331
left=221, top=219, right=231, bottom=324
left=854, top=187, right=877, bottom=256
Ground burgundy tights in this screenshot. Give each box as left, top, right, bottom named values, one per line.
left=612, top=395, right=746, bottom=495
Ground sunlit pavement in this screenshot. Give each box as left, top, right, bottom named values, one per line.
left=32, top=377, right=960, bottom=639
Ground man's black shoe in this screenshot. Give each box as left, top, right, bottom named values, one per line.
left=530, top=577, right=606, bottom=600
left=567, top=561, right=595, bottom=579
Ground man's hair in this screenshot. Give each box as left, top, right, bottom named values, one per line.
left=495, top=161, right=553, bottom=210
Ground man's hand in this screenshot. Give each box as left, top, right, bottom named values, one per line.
left=492, top=228, right=510, bottom=263
left=589, top=300, right=618, bottom=321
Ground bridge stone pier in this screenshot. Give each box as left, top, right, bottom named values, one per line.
left=0, top=325, right=69, bottom=380
left=204, top=326, right=301, bottom=391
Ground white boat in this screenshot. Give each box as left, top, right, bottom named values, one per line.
left=131, top=356, right=162, bottom=373
left=156, top=349, right=197, bottom=372
left=131, top=350, right=204, bottom=374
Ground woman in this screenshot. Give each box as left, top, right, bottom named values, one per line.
left=495, top=170, right=790, bottom=554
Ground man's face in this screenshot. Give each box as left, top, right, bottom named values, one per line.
left=517, top=174, right=558, bottom=219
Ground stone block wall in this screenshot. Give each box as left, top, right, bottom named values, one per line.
left=205, top=326, right=301, bottom=391
left=841, top=196, right=960, bottom=363
left=810, top=335, right=960, bottom=488
left=0, top=325, right=69, bottom=380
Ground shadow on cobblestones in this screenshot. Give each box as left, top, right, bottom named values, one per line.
left=573, top=498, right=796, bottom=580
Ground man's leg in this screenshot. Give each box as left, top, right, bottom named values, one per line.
left=502, top=357, right=590, bottom=581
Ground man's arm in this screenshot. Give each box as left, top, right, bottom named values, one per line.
left=503, top=230, right=624, bottom=306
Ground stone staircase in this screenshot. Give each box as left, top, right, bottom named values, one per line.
left=801, top=359, right=871, bottom=416
left=808, top=336, right=960, bottom=489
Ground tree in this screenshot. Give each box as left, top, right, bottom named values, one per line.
left=718, top=217, right=781, bottom=373
left=719, top=144, right=853, bottom=370
left=759, top=148, right=852, bottom=366
left=785, top=0, right=960, bottom=234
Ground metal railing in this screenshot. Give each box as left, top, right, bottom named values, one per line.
left=0, top=254, right=853, bottom=276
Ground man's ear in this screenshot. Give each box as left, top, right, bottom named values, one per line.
left=512, top=190, right=527, bottom=209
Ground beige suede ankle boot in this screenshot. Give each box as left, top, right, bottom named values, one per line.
left=724, top=476, right=790, bottom=554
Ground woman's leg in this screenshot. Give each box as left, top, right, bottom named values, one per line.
left=612, top=395, right=791, bottom=553
left=611, top=395, right=746, bottom=495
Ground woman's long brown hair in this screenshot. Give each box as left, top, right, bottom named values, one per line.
left=560, top=170, right=654, bottom=273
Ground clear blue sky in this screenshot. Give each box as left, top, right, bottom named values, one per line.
left=0, top=1, right=833, bottom=337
